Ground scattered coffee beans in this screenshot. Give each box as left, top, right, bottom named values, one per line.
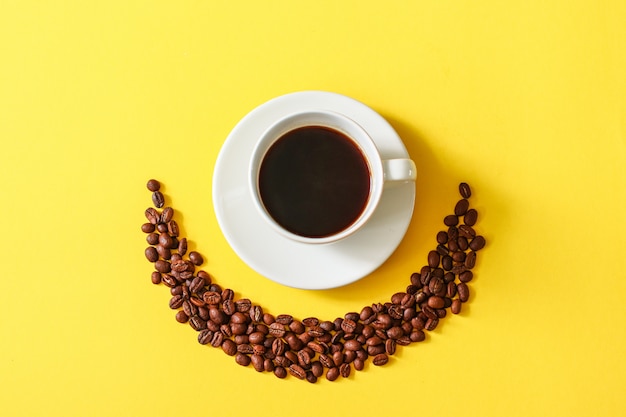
left=141, top=180, right=485, bottom=382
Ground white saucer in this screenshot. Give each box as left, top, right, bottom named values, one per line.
left=212, top=91, right=415, bottom=290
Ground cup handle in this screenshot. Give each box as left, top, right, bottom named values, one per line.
left=382, top=159, right=416, bottom=183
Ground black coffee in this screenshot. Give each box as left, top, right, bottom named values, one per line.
left=258, top=126, right=371, bottom=238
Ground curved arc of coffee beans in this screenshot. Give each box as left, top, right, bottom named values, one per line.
left=142, top=179, right=485, bottom=382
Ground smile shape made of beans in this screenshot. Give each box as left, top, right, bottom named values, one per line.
left=142, top=179, right=485, bottom=382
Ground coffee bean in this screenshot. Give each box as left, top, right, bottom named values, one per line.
left=444, top=215, right=459, bottom=226
left=464, top=209, right=478, bottom=226
left=250, top=354, right=264, bottom=372
left=145, top=247, right=158, bottom=262
left=451, top=299, right=462, bottom=314
left=141, top=223, right=155, bottom=233
left=427, top=250, right=440, bottom=268
left=289, top=364, right=306, bottom=380
left=326, top=367, right=340, bottom=381
left=464, top=251, right=477, bottom=269
left=459, top=182, right=471, bottom=198
left=427, top=296, right=445, bottom=309
left=221, top=339, right=237, bottom=356
left=459, top=270, right=473, bottom=283
left=160, top=207, right=174, bottom=224
left=190, top=316, right=208, bottom=331
left=340, top=363, right=351, bottom=378
left=274, top=366, right=287, bottom=378
left=198, top=329, right=213, bottom=345
left=424, top=317, right=438, bottom=331
left=156, top=244, right=171, bottom=260
left=147, top=179, right=160, bottom=192
left=457, top=283, right=470, bottom=302
left=458, top=224, right=476, bottom=238
left=235, top=352, right=251, bottom=366
left=454, top=199, right=470, bottom=216
left=152, top=191, right=165, bottom=208
left=150, top=271, right=161, bottom=285
left=469, top=235, right=486, bottom=251
left=145, top=208, right=160, bottom=224
left=154, top=260, right=171, bottom=273
left=175, top=310, right=188, bottom=323
left=372, top=353, right=389, bottom=366
left=436, top=231, right=449, bottom=244
left=189, top=251, right=203, bottom=266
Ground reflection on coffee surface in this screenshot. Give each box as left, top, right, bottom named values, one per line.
left=258, top=126, right=371, bottom=238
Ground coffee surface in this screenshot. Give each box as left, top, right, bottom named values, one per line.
left=258, top=126, right=371, bottom=238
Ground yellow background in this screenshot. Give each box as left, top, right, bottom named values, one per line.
left=1, top=1, right=625, bottom=416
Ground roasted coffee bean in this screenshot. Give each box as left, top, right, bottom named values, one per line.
left=422, top=305, right=438, bottom=320
left=198, top=329, right=213, bottom=345
left=465, top=251, right=477, bottom=268
left=141, top=223, right=155, bottom=233
left=427, top=250, right=441, bottom=268
left=182, top=300, right=197, bottom=317
left=201, top=291, right=220, bottom=305
left=428, top=276, right=445, bottom=297
left=161, top=273, right=176, bottom=287
left=427, top=296, right=445, bottom=309
left=175, top=310, right=189, bottom=323
left=190, top=316, right=208, bottom=331
left=372, top=353, right=389, bottom=366
left=459, top=182, right=471, bottom=198
left=464, top=208, right=478, bottom=226
left=436, top=244, right=449, bottom=256
left=273, top=314, right=291, bottom=325
left=326, top=367, right=340, bottom=381
left=222, top=299, right=235, bottom=316
left=424, top=317, right=438, bottom=331
left=442, top=255, right=453, bottom=271
left=273, top=366, right=287, bottom=379
left=436, top=230, right=449, bottom=244
left=176, top=237, right=187, bottom=256
left=235, top=352, right=251, bottom=367
left=156, top=223, right=168, bottom=233
left=452, top=251, right=466, bottom=263
left=250, top=354, right=264, bottom=372
left=457, top=282, right=470, bottom=302
left=145, top=208, right=160, bottom=224
left=385, top=339, right=397, bottom=355
left=353, top=358, right=365, bottom=371
left=457, top=236, right=469, bottom=251
left=145, top=247, right=158, bottom=262
left=188, top=251, right=203, bottom=266
left=146, top=234, right=159, bottom=247
left=451, top=299, right=462, bottom=314
left=410, top=329, right=426, bottom=342
left=459, top=270, right=473, bottom=283
left=269, top=322, right=285, bottom=338
left=302, top=317, right=319, bottom=327
left=446, top=281, right=457, bottom=298
left=343, top=339, right=362, bottom=351
left=150, top=271, right=161, bottom=285
left=454, top=199, right=470, bottom=216
left=458, top=224, right=476, bottom=239
left=249, top=305, right=263, bottom=322
left=160, top=207, right=174, bottom=224
left=232, top=299, right=250, bottom=313
left=154, top=260, right=171, bottom=273
left=469, top=235, right=486, bottom=251
left=152, top=191, right=165, bottom=208
left=444, top=215, right=459, bottom=226
left=319, top=354, right=334, bottom=368
left=156, top=244, right=171, bottom=260
left=448, top=226, right=459, bottom=241
left=341, top=319, right=357, bottom=333
left=146, top=179, right=160, bottom=191
left=297, top=349, right=312, bottom=367
left=289, top=364, right=306, bottom=380
left=289, top=320, right=305, bottom=334
left=339, top=363, right=351, bottom=378
left=155, top=232, right=171, bottom=249
left=222, top=339, right=237, bottom=356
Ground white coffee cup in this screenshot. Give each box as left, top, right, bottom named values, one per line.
left=249, top=110, right=416, bottom=244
